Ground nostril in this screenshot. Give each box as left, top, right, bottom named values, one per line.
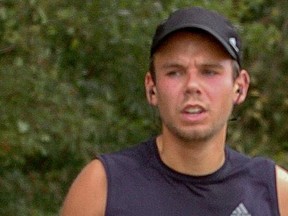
left=184, top=85, right=202, bottom=96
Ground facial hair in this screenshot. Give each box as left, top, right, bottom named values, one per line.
left=161, top=105, right=233, bottom=144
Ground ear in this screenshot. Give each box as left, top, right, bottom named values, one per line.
left=233, top=69, right=250, bottom=105
left=145, top=72, right=157, bottom=106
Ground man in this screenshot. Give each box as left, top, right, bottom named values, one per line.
left=61, top=7, right=288, bottom=216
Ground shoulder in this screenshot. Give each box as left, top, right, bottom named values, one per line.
left=60, top=160, right=107, bottom=216
left=276, top=165, right=288, bottom=216
left=99, top=138, right=155, bottom=171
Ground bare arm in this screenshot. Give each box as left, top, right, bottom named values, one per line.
left=276, top=165, right=288, bottom=216
left=60, top=159, right=107, bottom=216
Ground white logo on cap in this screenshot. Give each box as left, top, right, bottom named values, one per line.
left=229, top=37, right=239, bottom=52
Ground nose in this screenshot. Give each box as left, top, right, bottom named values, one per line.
left=184, top=70, right=202, bottom=96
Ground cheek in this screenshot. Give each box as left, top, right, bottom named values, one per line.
left=218, top=92, right=234, bottom=115
left=156, top=80, right=182, bottom=103
left=155, top=82, right=181, bottom=113
left=207, top=81, right=234, bottom=108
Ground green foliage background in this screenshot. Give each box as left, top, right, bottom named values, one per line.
left=0, top=0, right=287, bottom=215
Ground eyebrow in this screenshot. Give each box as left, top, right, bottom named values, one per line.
left=199, top=63, right=225, bottom=70
left=161, top=63, right=184, bottom=69
left=160, top=62, right=225, bottom=70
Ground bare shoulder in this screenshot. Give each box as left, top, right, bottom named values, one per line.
left=60, top=159, right=107, bottom=216
left=276, top=165, right=288, bottom=216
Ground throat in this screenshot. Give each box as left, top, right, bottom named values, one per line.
left=156, top=136, right=226, bottom=176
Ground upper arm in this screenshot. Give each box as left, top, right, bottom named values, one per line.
left=60, top=159, right=107, bottom=216
left=276, top=165, right=288, bottom=216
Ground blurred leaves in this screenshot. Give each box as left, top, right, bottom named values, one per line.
left=0, top=0, right=287, bottom=215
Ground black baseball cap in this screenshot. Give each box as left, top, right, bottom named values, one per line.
left=151, top=7, right=241, bottom=66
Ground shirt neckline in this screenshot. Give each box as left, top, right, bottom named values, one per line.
left=148, top=137, right=231, bottom=184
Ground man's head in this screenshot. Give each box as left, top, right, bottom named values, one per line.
left=145, top=7, right=250, bottom=143
left=149, top=7, right=242, bottom=82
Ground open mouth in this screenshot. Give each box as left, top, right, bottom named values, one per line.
left=184, top=106, right=205, bottom=115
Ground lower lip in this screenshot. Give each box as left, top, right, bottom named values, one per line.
left=180, top=111, right=207, bottom=123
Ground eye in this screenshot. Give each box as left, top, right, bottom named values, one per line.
left=202, top=69, right=218, bottom=76
left=166, top=70, right=183, bottom=77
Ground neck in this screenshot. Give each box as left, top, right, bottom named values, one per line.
left=156, top=132, right=226, bottom=176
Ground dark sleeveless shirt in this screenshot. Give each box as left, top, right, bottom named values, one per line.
left=98, top=138, right=280, bottom=216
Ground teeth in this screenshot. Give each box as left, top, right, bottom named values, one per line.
left=186, top=107, right=202, bottom=114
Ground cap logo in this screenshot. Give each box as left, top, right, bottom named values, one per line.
left=229, top=37, right=239, bottom=53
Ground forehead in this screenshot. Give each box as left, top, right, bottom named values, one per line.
left=156, top=30, right=232, bottom=57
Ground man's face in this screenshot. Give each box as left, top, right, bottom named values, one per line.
left=146, top=31, right=248, bottom=143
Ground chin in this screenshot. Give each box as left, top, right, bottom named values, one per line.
left=171, top=128, right=215, bottom=143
